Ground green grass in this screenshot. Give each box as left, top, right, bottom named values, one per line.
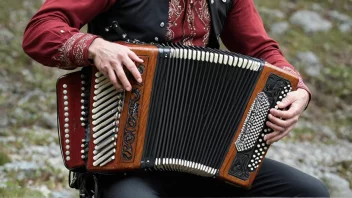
left=0, top=181, right=44, bottom=198
left=0, top=151, right=11, bottom=166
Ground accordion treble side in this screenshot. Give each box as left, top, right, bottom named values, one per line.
left=56, top=42, right=299, bottom=188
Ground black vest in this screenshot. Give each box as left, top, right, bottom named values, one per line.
left=88, top=0, right=234, bottom=49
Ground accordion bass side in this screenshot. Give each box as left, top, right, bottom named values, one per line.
left=56, top=42, right=299, bottom=188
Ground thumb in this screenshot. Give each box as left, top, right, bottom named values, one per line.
left=277, top=92, right=296, bottom=109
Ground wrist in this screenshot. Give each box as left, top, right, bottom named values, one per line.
left=88, top=38, right=104, bottom=59
left=297, top=88, right=310, bottom=108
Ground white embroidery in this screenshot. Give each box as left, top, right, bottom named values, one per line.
left=166, top=0, right=184, bottom=41
left=73, top=34, right=95, bottom=66
left=55, top=33, right=84, bottom=68
left=166, top=0, right=210, bottom=47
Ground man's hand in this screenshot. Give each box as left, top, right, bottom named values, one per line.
left=264, top=88, right=310, bottom=145
left=88, top=38, right=144, bottom=91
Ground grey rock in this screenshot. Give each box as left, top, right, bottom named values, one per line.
left=312, top=3, right=323, bottom=11
left=339, top=23, right=352, bottom=33
left=0, top=26, right=14, bottom=44
left=50, top=189, right=77, bottom=198
left=258, top=8, right=285, bottom=19
left=328, top=11, right=351, bottom=23
left=322, top=172, right=352, bottom=197
left=0, top=110, right=9, bottom=128
left=290, top=10, right=332, bottom=33
left=271, top=22, right=289, bottom=35
left=3, top=161, right=39, bottom=172
left=0, top=136, right=16, bottom=143
left=296, top=51, right=322, bottom=77
left=40, top=112, right=57, bottom=129
left=338, top=126, right=352, bottom=142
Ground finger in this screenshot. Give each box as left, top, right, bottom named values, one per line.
left=277, top=92, right=296, bottom=109
left=107, top=68, right=123, bottom=91
left=264, top=131, right=280, bottom=143
left=128, top=50, right=144, bottom=63
left=96, top=60, right=109, bottom=77
left=112, top=62, right=132, bottom=91
left=268, top=114, right=296, bottom=128
left=122, top=57, right=142, bottom=83
left=266, top=126, right=294, bottom=144
left=270, top=106, right=300, bottom=120
left=266, top=121, right=285, bottom=132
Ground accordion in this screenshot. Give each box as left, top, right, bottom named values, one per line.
left=56, top=42, right=299, bottom=188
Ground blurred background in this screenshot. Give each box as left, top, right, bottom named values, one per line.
left=0, top=0, right=351, bottom=197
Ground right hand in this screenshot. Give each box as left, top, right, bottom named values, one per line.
left=88, top=38, right=144, bottom=91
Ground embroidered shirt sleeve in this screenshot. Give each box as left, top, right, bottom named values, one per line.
left=54, top=33, right=97, bottom=69
left=22, top=0, right=116, bottom=69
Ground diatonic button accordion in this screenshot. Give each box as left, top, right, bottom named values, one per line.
left=56, top=42, right=299, bottom=188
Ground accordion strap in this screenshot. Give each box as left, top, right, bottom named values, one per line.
left=68, top=171, right=101, bottom=198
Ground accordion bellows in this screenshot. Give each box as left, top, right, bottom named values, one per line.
left=56, top=42, right=299, bottom=188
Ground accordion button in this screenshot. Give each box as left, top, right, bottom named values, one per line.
left=66, top=145, right=70, bottom=149
left=155, top=37, right=159, bottom=42
left=66, top=156, right=70, bottom=161
left=211, top=0, right=214, bottom=4
left=222, top=0, right=226, bottom=2
left=63, top=84, right=67, bottom=88
left=160, top=22, right=165, bottom=27
left=66, top=151, right=70, bottom=155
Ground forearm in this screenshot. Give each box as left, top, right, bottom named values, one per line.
left=22, top=0, right=116, bottom=69
left=221, top=0, right=311, bottom=105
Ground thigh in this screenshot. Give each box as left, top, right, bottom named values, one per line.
left=99, top=172, right=163, bottom=198
left=98, top=158, right=330, bottom=197
left=244, top=158, right=330, bottom=197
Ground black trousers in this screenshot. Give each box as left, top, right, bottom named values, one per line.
left=98, top=158, right=330, bottom=197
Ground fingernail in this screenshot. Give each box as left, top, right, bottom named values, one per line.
left=138, top=77, right=142, bottom=83
left=266, top=141, right=270, bottom=145
left=264, top=135, right=267, bottom=141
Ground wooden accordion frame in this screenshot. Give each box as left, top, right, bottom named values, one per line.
left=56, top=41, right=299, bottom=189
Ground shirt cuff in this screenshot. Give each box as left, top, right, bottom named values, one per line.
left=55, top=33, right=99, bottom=69
left=281, top=66, right=311, bottom=110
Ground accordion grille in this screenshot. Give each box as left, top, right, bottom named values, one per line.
left=142, top=46, right=263, bottom=176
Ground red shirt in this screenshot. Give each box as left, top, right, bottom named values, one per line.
left=22, top=0, right=310, bottom=95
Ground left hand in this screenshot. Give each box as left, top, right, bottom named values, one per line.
left=264, top=88, right=310, bottom=145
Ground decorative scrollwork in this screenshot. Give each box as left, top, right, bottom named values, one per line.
left=122, top=128, right=136, bottom=160
left=228, top=151, right=251, bottom=181
left=122, top=88, right=141, bottom=161
left=263, top=74, right=290, bottom=108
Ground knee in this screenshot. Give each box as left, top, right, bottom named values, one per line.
left=296, top=177, right=330, bottom=197
left=102, top=176, right=159, bottom=198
